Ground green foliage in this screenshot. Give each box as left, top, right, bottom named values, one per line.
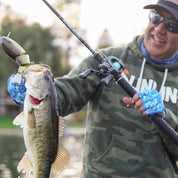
left=0, top=116, right=19, bottom=129
left=0, top=16, right=62, bottom=73
left=0, top=7, right=70, bottom=97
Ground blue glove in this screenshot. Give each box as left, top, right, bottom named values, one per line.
left=137, top=89, right=165, bottom=117
left=7, top=72, right=26, bottom=105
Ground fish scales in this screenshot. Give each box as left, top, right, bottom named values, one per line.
left=13, top=64, right=69, bottom=178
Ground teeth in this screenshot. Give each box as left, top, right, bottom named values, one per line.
left=153, top=36, right=165, bottom=43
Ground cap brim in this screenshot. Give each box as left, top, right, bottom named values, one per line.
left=144, top=4, right=159, bottom=9
left=144, top=4, right=178, bottom=21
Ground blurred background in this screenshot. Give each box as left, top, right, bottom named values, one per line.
left=0, top=0, right=155, bottom=177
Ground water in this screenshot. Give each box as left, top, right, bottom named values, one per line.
left=0, top=131, right=25, bottom=178
left=0, top=129, right=84, bottom=178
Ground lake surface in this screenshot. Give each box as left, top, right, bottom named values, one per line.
left=0, top=129, right=84, bottom=178
left=0, top=131, right=25, bottom=178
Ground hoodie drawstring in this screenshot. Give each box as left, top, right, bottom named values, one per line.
left=136, top=58, right=168, bottom=93
left=136, top=58, right=146, bottom=91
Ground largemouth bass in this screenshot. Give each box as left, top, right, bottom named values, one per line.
left=13, top=64, right=69, bottom=177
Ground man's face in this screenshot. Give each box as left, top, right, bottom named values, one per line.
left=144, top=7, right=178, bottom=59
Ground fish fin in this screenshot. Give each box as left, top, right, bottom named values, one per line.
left=51, top=143, right=70, bottom=174
left=27, top=110, right=36, bottom=128
left=13, top=112, right=24, bottom=128
left=17, top=152, right=33, bottom=175
left=51, top=118, right=69, bottom=174
left=59, top=117, right=67, bottom=139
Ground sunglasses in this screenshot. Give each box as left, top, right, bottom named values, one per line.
left=149, top=10, right=178, bottom=33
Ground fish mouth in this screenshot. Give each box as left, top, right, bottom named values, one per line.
left=29, top=95, right=44, bottom=105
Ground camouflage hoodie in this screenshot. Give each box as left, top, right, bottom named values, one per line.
left=55, top=35, right=178, bottom=178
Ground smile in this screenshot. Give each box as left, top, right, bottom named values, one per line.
left=152, top=35, right=166, bottom=43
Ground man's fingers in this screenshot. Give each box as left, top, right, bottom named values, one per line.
left=138, top=106, right=145, bottom=114
left=132, top=94, right=140, bottom=103
left=135, top=99, right=143, bottom=109
left=123, top=97, right=134, bottom=105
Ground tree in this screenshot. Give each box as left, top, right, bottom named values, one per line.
left=97, top=28, right=113, bottom=49
left=0, top=0, right=85, bottom=97
left=0, top=5, right=67, bottom=97
left=52, top=0, right=86, bottom=67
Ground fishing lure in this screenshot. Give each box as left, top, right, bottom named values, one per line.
left=0, top=35, right=30, bottom=73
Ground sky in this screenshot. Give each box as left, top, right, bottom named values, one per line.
left=1, top=0, right=156, bottom=65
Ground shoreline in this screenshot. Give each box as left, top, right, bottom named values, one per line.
left=0, top=129, right=23, bottom=136
left=0, top=127, right=85, bottom=137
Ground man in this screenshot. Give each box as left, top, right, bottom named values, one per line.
left=8, top=0, right=178, bottom=177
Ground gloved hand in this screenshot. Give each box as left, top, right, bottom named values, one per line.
left=7, top=72, right=26, bottom=105
left=123, top=89, right=165, bottom=117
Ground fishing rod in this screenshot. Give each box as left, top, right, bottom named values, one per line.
left=42, top=0, right=178, bottom=145
left=41, top=0, right=125, bottom=85
left=41, top=0, right=105, bottom=64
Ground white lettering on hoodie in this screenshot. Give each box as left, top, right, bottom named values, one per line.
left=123, top=74, right=177, bottom=104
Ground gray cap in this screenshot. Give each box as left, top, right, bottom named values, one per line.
left=144, top=0, right=178, bottom=21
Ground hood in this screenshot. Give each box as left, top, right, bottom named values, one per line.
left=128, top=35, right=178, bottom=72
